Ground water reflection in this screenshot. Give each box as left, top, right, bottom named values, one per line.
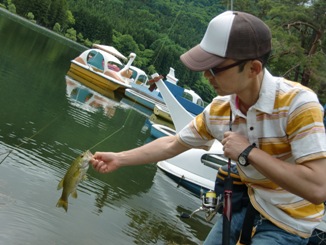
left=0, top=8, right=213, bottom=244
left=66, top=75, right=119, bottom=120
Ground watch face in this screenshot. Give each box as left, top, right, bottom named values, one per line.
left=239, top=156, right=246, bottom=166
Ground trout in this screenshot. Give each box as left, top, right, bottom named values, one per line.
left=56, top=150, right=93, bottom=212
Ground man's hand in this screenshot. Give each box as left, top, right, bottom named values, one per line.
left=90, top=152, right=120, bottom=173
left=221, top=131, right=251, bottom=161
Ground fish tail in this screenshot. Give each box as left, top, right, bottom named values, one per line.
left=56, top=198, right=68, bottom=212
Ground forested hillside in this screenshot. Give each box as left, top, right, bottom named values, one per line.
left=2, top=0, right=326, bottom=104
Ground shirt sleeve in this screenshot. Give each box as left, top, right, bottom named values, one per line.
left=177, top=98, right=230, bottom=150
left=287, top=90, right=326, bottom=163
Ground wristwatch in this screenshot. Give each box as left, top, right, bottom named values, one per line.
left=238, top=145, right=256, bottom=166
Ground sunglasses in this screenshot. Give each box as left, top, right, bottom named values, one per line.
left=209, top=60, right=248, bottom=77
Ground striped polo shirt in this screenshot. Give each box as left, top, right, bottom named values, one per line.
left=177, top=69, right=326, bottom=238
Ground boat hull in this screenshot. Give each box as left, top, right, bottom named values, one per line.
left=150, top=124, right=175, bottom=138
left=157, top=162, right=212, bottom=196
left=153, top=104, right=172, bottom=122
left=149, top=114, right=174, bottom=129
left=156, top=145, right=225, bottom=196
left=68, top=61, right=131, bottom=93
left=125, top=88, right=166, bottom=110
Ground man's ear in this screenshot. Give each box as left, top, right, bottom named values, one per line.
left=249, top=60, right=263, bottom=77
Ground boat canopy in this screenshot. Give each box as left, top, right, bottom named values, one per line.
left=183, top=89, right=205, bottom=107
left=80, top=49, right=123, bottom=72
left=92, top=44, right=127, bottom=61
left=129, top=66, right=148, bottom=85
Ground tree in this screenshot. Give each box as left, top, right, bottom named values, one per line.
left=26, top=12, right=35, bottom=21
left=265, top=0, right=326, bottom=102
left=65, top=27, right=76, bottom=41
left=9, top=0, right=326, bottom=103
left=7, top=0, right=15, bottom=13
left=45, top=0, right=68, bottom=28
left=227, top=0, right=326, bottom=103
left=71, top=7, right=113, bottom=45
left=53, top=22, right=61, bottom=33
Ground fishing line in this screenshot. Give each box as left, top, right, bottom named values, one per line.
left=0, top=150, right=13, bottom=165
left=19, top=114, right=63, bottom=147
left=87, top=100, right=136, bottom=151
left=152, top=7, right=182, bottom=66
left=0, top=113, right=63, bottom=165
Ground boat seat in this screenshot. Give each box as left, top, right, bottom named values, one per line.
left=120, top=69, right=133, bottom=79
left=104, top=70, right=126, bottom=83
left=74, top=56, right=87, bottom=65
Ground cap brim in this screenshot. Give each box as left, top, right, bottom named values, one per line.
left=180, top=44, right=226, bottom=71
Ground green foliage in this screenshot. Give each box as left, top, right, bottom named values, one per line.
left=65, top=27, right=76, bottom=41
left=76, top=32, right=84, bottom=42
left=13, top=0, right=70, bottom=29
left=192, top=78, right=216, bottom=103
left=65, top=10, right=74, bottom=26
left=71, top=7, right=113, bottom=45
left=26, top=12, right=36, bottom=23
left=8, top=0, right=326, bottom=104
left=83, top=38, right=92, bottom=47
left=8, top=2, right=15, bottom=13
left=26, top=12, right=34, bottom=20
left=53, top=22, right=61, bottom=33
left=46, top=0, right=68, bottom=28
left=113, top=32, right=140, bottom=57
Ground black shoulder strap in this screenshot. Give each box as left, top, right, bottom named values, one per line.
left=239, top=202, right=258, bottom=244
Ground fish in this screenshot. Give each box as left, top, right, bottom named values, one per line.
left=56, top=150, right=93, bottom=212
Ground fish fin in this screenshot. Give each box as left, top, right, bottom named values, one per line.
left=56, top=198, right=68, bottom=212
left=57, top=179, right=64, bottom=190
left=71, top=190, right=78, bottom=199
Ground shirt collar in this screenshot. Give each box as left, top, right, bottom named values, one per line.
left=230, top=69, right=277, bottom=115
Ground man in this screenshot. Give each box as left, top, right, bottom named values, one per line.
left=90, top=11, right=326, bottom=244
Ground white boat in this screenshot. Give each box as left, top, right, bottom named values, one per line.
left=150, top=124, right=175, bottom=138
left=150, top=74, right=227, bottom=196
left=157, top=147, right=229, bottom=196
left=153, top=104, right=172, bottom=122
left=125, top=68, right=204, bottom=118
left=67, top=44, right=148, bottom=94
left=125, top=87, right=166, bottom=110
left=149, top=114, right=175, bottom=129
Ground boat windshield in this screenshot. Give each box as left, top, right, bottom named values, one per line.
left=87, top=52, right=105, bottom=70
left=182, top=91, right=205, bottom=107
left=129, top=67, right=148, bottom=85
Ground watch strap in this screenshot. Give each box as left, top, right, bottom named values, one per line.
left=239, top=144, right=256, bottom=166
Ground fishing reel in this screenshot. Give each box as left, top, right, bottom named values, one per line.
left=181, top=190, right=223, bottom=222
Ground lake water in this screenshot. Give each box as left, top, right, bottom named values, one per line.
left=0, top=9, right=214, bottom=245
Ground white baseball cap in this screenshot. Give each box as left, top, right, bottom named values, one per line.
left=180, top=11, right=272, bottom=71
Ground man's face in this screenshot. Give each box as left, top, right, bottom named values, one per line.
left=204, top=59, right=249, bottom=96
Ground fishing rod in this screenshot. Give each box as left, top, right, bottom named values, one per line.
left=178, top=109, right=234, bottom=245
left=222, top=109, right=233, bottom=245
